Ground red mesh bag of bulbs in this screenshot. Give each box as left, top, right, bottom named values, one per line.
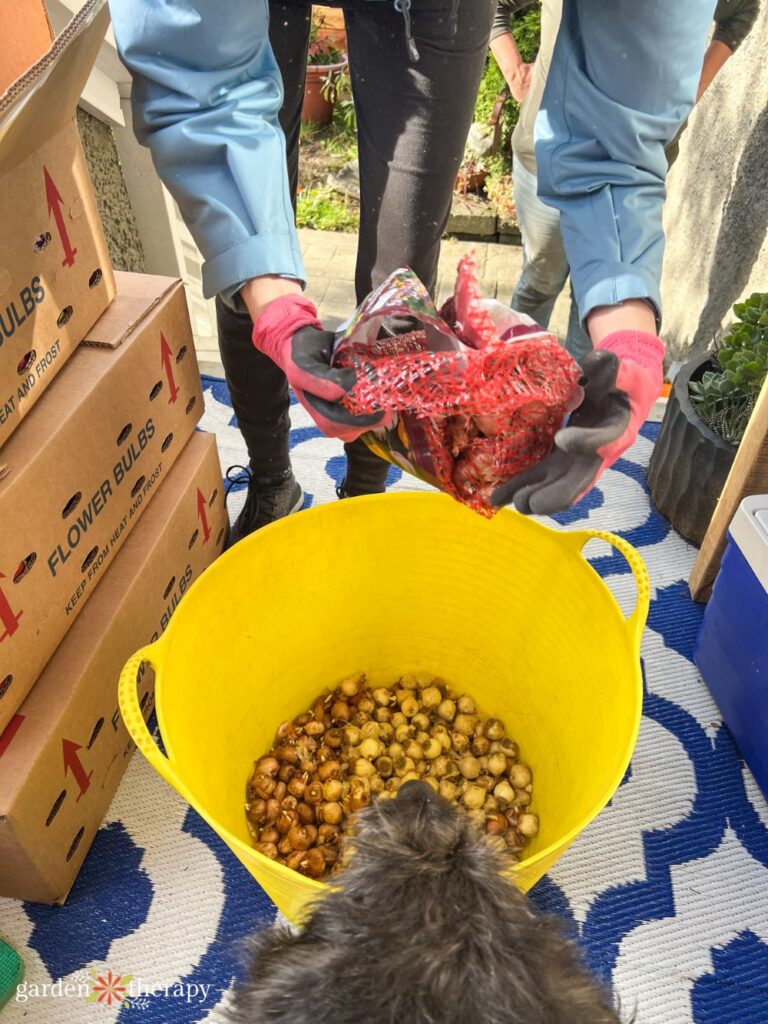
left=333, top=254, right=582, bottom=515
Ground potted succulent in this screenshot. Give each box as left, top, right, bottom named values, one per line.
left=648, top=292, right=768, bottom=544
left=302, top=13, right=347, bottom=126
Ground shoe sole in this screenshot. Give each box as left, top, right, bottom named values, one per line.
left=289, top=487, right=305, bottom=515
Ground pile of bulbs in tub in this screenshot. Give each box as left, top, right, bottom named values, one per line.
left=245, top=672, right=538, bottom=879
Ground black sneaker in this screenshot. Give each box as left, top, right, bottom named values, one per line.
left=226, top=466, right=304, bottom=545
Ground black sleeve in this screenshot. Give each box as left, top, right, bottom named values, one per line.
left=490, top=0, right=538, bottom=45
left=712, top=0, right=760, bottom=51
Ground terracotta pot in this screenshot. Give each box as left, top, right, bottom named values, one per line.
left=647, top=352, right=737, bottom=545
left=302, top=60, right=347, bottom=126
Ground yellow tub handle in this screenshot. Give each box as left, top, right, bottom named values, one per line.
left=119, top=641, right=183, bottom=792
left=563, top=528, right=650, bottom=650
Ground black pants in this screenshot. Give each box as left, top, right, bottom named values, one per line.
left=217, top=0, right=495, bottom=488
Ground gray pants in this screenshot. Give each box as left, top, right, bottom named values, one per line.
left=217, top=0, right=495, bottom=487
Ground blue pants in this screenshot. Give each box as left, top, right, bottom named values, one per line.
left=535, top=0, right=717, bottom=327
left=511, top=157, right=593, bottom=364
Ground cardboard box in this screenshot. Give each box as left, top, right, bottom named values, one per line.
left=0, top=432, right=228, bottom=904
left=0, top=0, right=116, bottom=448
left=0, top=272, right=203, bottom=733
left=0, top=0, right=54, bottom=93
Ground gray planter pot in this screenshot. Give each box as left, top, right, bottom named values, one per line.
left=648, top=353, right=737, bottom=546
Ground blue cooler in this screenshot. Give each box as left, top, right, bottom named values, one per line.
left=694, top=496, right=768, bottom=797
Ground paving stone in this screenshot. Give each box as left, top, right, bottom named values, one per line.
left=483, top=251, right=523, bottom=293
left=549, top=288, right=573, bottom=341
left=435, top=278, right=453, bottom=304
left=498, top=214, right=521, bottom=237
left=484, top=246, right=522, bottom=271
left=296, top=227, right=528, bottom=326
left=446, top=195, right=497, bottom=237
left=301, top=227, right=357, bottom=255
left=302, top=240, right=337, bottom=259
left=320, top=279, right=358, bottom=321
left=476, top=278, right=499, bottom=299
left=334, top=239, right=358, bottom=256
left=305, top=279, right=330, bottom=309
left=304, top=252, right=357, bottom=278
left=439, top=237, right=489, bottom=273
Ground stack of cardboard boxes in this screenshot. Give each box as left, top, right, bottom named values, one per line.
left=0, top=0, right=228, bottom=903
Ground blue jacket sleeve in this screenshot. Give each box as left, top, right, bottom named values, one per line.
left=534, top=0, right=717, bottom=327
left=108, top=0, right=305, bottom=301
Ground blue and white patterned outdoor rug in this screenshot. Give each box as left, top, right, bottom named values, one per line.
left=1, top=375, right=767, bottom=1023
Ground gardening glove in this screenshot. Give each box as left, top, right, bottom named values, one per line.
left=252, top=294, right=385, bottom=441
left=492, top=330, right=665, bottom=515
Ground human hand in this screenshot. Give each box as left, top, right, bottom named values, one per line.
left=252, top=294, right=385, bottom=441
left=504, top=61, right=534, bottom=103
left=490, top=32, right=534, bottom=104
left=492, top=331, right=664, bottom=515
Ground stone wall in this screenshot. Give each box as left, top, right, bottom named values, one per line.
left=660, top=5, right=768, bottom=362
left=76, top=107, right=146, bottom=274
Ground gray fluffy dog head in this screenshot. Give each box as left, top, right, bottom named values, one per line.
left=229, top=781, right=624, bottom=1024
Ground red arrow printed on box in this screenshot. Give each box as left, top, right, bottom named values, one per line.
left=0, top=572, right=23, bottom=642
left=160, top=333, right=180, bottom=404
left=63, top=739, right=93, bottom=801
left=197, top=489, right=212, bottom=543
left=44, top=168, right=77, bottom=268
left=0, top=715, right=25, bottom=759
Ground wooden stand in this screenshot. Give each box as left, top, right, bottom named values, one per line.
left=689, top=375, right=768, bottom=601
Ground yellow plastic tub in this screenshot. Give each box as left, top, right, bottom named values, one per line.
left=119, top=493, right=648, bottom=924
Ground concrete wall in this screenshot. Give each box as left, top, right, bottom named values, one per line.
left=111, top=96, right=186, bottom=279
left=660, top=6, right=768, bottom=362
left=76, top=107, right=146, bottom=274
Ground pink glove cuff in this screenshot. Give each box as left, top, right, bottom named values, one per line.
left=597, top=330, right=665, bottom=396
left=252, top=293, right=322, bottom=365
left=593, top=330, right=665, bottom=473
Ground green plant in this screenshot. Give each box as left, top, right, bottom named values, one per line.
left=332, top=71, right=357, bottom=134
left=512, top=3, right=542, bottom=62
left=308, top=12, right=344, bottom=66
left=320, top=66, right=345, bottom=103
left=300, top=120, right=322, bottom=144
left=296, top=185, right=359, bottom=232
left=336, top=96, right=357, bottom=133
left=472, top=4, right=541, bottom=152
left=474, top=55, right=516, bottom=151
left=320, top=129, right=357, bottom=162
left=689, top=292, right=768, bottom=444
left=484, top=170, right=515, bottom=220
left=319, top=68, right=357, bottom=135
left=308, top=40, right=344, bottom=65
